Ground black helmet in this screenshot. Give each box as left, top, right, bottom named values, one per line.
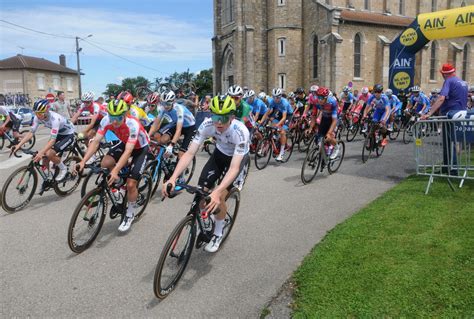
left=295, top=87, right=305, bottom=94
left=373, top=84, right=384, bottom=93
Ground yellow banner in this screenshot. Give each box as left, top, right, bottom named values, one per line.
left=418, top=5, right=474, bottom=40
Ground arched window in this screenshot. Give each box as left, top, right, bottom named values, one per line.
left=313, top=35, right=318, bottom=78
left=222, top=0, right=234, bottom=24
left=462, top=43, right=470, bottom=81
left=354, top=33, right=362, bottom=78
left=430, top=41, right=437, bottom=80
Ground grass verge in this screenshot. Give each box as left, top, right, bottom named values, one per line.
left=293, top=176, right=474, bottom=318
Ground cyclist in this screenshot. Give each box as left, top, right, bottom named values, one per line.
left=294, top=87, right=307, bottom=115
left=313, top=87, right=340, bottom=159
left=407, top=86, right=430, bottom=115
left=227, top=85, right=253, bottom=127
left=162, top=95, right=249, bottom=253
left=429, top=88, right=440, bottom=105
left=258, top=92, right=272, bottom=107
left=385, top=89, right=402, bottom=132
left=340, top=86, right=355, bottom=115
left=76, top=95, right=150, bottom=232
left=259, top=88, right=293, bottom=161
left=362, top=84, right=391, bottom=146
left=148, top=90, right=196, bottom=160
left=71, top=91, right=107, bottom=141
left=245, top=90, right=267, bottom=122
left=124, top=91, right=153, bottom=130
left=0, top=105, right=22, bottom=144
left=13, top=99, right=76, bottom=181
left=302, top=85, right=319, bottom=118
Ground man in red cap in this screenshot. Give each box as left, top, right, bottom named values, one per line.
left=422, top=63, right=468, bottom=118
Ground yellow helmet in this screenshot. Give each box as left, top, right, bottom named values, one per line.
left=210, top=95, right=236, bottom=115
left=107, top=99, right=128, bottom=116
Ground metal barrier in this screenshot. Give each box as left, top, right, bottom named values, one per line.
left=414, top=111, right=474, bottom=194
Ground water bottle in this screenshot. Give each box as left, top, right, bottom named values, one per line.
left=112, top=186, right=126, bottom=205
left=199, top=201, right=212, bottom=232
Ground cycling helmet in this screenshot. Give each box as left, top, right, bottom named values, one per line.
left=107, top=99, right=128, bottom=116
left=295, top=87, right=305, bottom=94
left=361, top=87, right=369, bottom=94
left=146, top=92, right=160, bottom=105
left=316, top=87, right=330, bottom=98
left=468, top=86, right=474, bottom=93
left=272, top=88, right=283, bottom=97
left=161, top=90, right=176, bottom=102
left=288, top=92, right=296, bottom=99
left=435, top=88, right=441, bottom=94
left=210, top=95, right=236, bottom=115
left=411, top=86, right=421, bottom=93
left=373, top=84, right=384, bottom=93
left=343, top=86, right=349, bottom=92
left=33, top=99, right=50, bottom=113
left=227, top=85, right=243, bottom=97
left=309, top=85, right=319, bottom=93
left=258, top=92, right=267, bottom=99
left=247, top=90, right=256, bottom=98
left=81, top=91, right=94, bottom=102
left=116, top=91, right=134, bottom=105
left=385, top=89, right=393, bottom=96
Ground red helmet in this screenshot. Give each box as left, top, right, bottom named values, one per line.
left=146, top=92, right=160, bottom=105
left=117, top=91, right=134, bottom=105
left=316, top=87, right=330, bottom=98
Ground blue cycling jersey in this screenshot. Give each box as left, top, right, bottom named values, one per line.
left=367, top=94, right=390, bottom=111
left=317, top=96, right=338, bottom=119
left=340, top=92, right=355, bottom=103
left=388, top=95, right=402, bottom=111
left=410, top=93, right=431, bottom=113
left=268, top=97, right=293, bottom=119
left=248, top=98, right=268, bottom=115
left=157, top=103, right=196, bottom=128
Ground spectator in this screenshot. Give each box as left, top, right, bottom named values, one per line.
left=468, top=86, right=474, bottom=110
left=51, top=91, right=71, bottom=118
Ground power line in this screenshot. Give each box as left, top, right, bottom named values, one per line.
left=0, top=19, right=74, bottom=39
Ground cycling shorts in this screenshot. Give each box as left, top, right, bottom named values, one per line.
left=107, top=142, right=149, bottom=181
left=342, top=102, right=352, bottom=113
left=372, top=109, right=388, bottom=123
left=198, top=148, right=249, bottom=191
left=318, top=117, right=334, bottom=138
left=159, top=124, right=196, bottom=152
left=52, top=134, right=75, bottom=153
left=271, top=119, right=288, bottom=131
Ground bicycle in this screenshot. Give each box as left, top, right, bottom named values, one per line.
left=254, top=125, right=295, bottom=170
left=0, top=126, right=35, bottom=151
left=153, top=183, right=240, bottom=299
left=1, top=149, right=82, bottom=212
left=67, top=166, right=152, bottom=253
left=402, top=110, right=420, bottom=144
left=361, top=122, right=385, bottom=163
left=388, top=113, right=403, bottom=141
left=301, top=133, right=345, bottom=184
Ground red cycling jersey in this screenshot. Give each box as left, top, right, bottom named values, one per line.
left=79, top=102, right=107, bottom=121
left=97, top=115, right=149, bottom=149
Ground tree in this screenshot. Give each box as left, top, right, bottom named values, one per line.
left=103, top=76, right=150, bottom=98
left=103, top=83, right=122, bottom=97
left=194, top=68, right=213, bottom=97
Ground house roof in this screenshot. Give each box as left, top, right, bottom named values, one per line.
left=0, top=54, right=77, bottom=75
left=339, top=10, right=413, bottom=27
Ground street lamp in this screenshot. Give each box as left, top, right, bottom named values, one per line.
left=75, top=34, right=93, bottom=98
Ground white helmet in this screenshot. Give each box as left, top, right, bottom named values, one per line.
left=385, top=89, right=393, bottom=96
left=81, top=91, right=94, bottom=102
left=272, top=88, right=283, bottom=97
left=361, top=87, right=369, bottom=94
left=161, top=90, right=176, bottom=102
left=309, top=85, right=319, bottom=93
left=328, top=91, right=333, bottom=97
left=258, top=92, right=266, bottom=99
left=227, top=85, right=243, bottom=97
left=246, top=90, right=255, bottom=98
left=288, top=92, right=295, bottom=99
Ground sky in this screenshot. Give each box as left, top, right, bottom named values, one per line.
left=0, top=0, right=213, bottom=96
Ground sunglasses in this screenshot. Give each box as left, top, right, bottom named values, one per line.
left=211, top=114, right=231, bottom=124
left=109, top=114, right=125, bottom=122
left=317, top=96, right=326, bottom=100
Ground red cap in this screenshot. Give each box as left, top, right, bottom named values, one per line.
left=440, top=63, right=455, bottom=74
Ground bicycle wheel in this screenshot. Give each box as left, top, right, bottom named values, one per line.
left=67, top=187, right=107, bottom=253
left=254, top=138, right=272, bottom=170
left=1, top=165, right=38, bottom=213
left=80, top=169, right=103, bottom=198
left=328, top=141, right=345, bottom=174
left=54, top=156, right=83, bottom=196
left=134, top=172, right=153, bottom=220
left=220, top=187, right=240, bottom=246
left=389, top=120, right=401, bottom=140
left=153, top=215, right=196, bottom=299
left=346, top=124, right=359, bottom=142
left=298, top=133, right=312, bottom=152
left=19, top=130, right=35, bottom=151
left=301, top=147, right=321, bottom=184
left=280, top=133, right=295, bottom=163
left=0, top=135, right=4, bottom=150
left=403, top=124, right=413, bottom=144
left=376, top=143, right=385, bottom=157
left=362, top=135, right=374, bottom=163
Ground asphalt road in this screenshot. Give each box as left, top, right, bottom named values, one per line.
left=0, top=129, right=414, bottom=318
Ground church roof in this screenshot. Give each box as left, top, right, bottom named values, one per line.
left=0, top=54, right=77, bottom=74
left=339, top=10, right=413, bottom=27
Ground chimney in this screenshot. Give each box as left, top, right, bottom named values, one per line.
left=59, top=54, right=66, bottom=67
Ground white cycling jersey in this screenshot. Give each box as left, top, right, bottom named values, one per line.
left=31, top=111, right=75, bottom=138
left=192, top=118, right=249, bottom=157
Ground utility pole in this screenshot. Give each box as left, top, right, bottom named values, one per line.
left=75, top=34, right=93, bottom=99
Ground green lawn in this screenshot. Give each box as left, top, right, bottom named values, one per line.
left=292, top=176, right=474, bottom=318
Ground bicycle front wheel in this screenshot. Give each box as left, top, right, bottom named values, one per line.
left=301, top=147, right=321, bottom=184
left=134, top=172, right=153, bottom=220
left=346, top=124, right=359, bottom=142
left=362, top=135, right=373, bottom=163
left=402, top=125, right=413, bottom=144
left=220, top=187, right=240, bottom=246
left=153, top=215, right=196, bottom=299
left=54, top=156, right=82, bottom=196
left=254, top=138, right=272, bottom=170
left=1, top=165, right=38, bottom=213
left=68, top=187, right=107, bottom=253
left=328, top=141, right=345, bottom=174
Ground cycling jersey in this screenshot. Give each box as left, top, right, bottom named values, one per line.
left=0, top=106, right=21, bottom=121
left=268, top=97, right=293, bottom=120
left=410, top=93, right=431, bottom=113
left=97, top=115, right=149, bottom=149
left=388, top=95, right=402, bottom=113
left=78, top=102, right=107, bottom=120
left=129, top=105, right=152, bottom=127
left=368, top=94, right=390, bottom=111
left=357, top=93, right=372, bottom=104
left=193, top=118, right=249, bottom=157
left=157, top=103, right=195, bottom=128
left=248, top=98, right=267, bottom=116
left=307, top=94, right=319, bottom=107
left=340, top=92, right=355, bottom=104
left=295, top=94, right=307, bottom=107
left=31, top=111, right=75, bottom=139
left=235, top=100, right=252, bottom=122
left=317, top=97, right=338, bottom=119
